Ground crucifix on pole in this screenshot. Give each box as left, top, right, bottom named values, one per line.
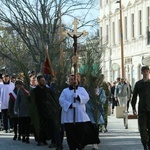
left=63, top=18, right=88, bottom=123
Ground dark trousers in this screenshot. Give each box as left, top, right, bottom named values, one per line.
left=2, top=109, right=9, bottom=131
left=65, top=123, right=85, bottom=150
left=127, top=99, right=131, bottom=111
left=112, top=98, right=118, bottom=110
left=19, top=117, right=31, bottom=138
left=138, top=111, right=150, bottom=144
left=51, top=124, right=64, bottom=145
left=12, top=118, right=20, bottom=137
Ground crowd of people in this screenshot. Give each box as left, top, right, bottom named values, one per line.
left=0, top=66, right=149, bottom=150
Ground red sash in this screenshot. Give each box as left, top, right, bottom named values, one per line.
left=9, top=91, right=17, bottom=102
left=20, top=87, right=30, bottom=96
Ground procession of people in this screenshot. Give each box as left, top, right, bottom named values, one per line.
left=0, top=65, right=149, bottom=150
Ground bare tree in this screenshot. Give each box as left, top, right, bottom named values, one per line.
left=0, top=0, right=98, bottom=72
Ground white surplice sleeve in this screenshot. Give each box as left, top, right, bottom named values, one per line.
left=59, top=89, right=72, bottom=112
left=78, top=87, right=89, bottom=104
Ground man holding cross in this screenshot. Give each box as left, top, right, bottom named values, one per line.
left=60, top=19, right=99, bottom=150
left=59, top=74, right=100, bottom=150
left=59, top=74, right=90, bottom=149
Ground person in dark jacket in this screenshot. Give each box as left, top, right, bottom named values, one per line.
left=30, top=75, right=60, bottom=149
left=14, top=82, right=31, bottom=143
left=131, top=66, right=150, bottom=150
left=111, top=81, right=118, bottom=114
left=8, top=80, right=23, bottom=140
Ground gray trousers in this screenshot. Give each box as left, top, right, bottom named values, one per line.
left=117, top=96, right=127, bottom=107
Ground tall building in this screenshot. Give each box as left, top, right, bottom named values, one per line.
left=99, top=0, right=150, bottom=86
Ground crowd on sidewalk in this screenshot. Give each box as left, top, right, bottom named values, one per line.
left=0, top=66, right=150, bottom=150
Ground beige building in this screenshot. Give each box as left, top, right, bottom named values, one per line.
left=99, top=0, right=150, bottom=87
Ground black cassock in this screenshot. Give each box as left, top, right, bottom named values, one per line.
left=29, top=85, right=59, bottom=143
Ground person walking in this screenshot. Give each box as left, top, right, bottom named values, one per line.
left=8, top=80, right=23, bottom=141
left=111, top=81, right=118, bottom=114
left=126, top=80, right=132, bottom=113
left=86, top=76, right=106, bottom=150
left=59, top=74, right=100, bottom=150
left=30, top=75, right=60, bottom=149
left=115, top=77, right=130, bottom=107
left=1, top=74, right=15, bottom=133
left=131, top=66, right=150, bottom=150
left=14, top=82, right=31, bottom=143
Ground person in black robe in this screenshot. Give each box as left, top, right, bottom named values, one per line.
left=30, top=75, right=60, bottom=147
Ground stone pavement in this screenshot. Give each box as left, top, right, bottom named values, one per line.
left=0, top=112, right=143, bottom=150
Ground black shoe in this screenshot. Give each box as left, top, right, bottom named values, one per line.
left=56, top=146, right=63, bottom=150
left=22, top=136, right=25, bottom=142
left=13, top=135, right=17, bottom=140
left=37, top=142, right=41, bottom=146
left=143, top=143, right=148, bottom=150
left=5, top=130, right=8, bottom=133
left=43, top=141, right=48, bottom=145
left=49, top=143, right=56, bottom=148
left=25, top=137, right=30, bottom=143
left=18, top=136, right=21, bottom=141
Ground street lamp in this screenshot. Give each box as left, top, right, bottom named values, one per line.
left=116, top=0, right=125, bottom=77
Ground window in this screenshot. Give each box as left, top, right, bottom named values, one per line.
left=118, top=19, right=120, bottom=42
left=131, top=14, right=134, bottom=38
left=147, top=7, right=150, bottom=28
left=100, top=26, right=102, bottom=43
left=106, top=24, right=108, bottom=41
left=100, top=0, right=102, bottom=7
left=112, top=22, right=115, bottom=44
left=147, top=7, right=150, bottom=44
left=139, top=10, right=142, bottom=36
left=100, top=27, right=102, bottom=37
left=124, top=16, right=127, bottom=40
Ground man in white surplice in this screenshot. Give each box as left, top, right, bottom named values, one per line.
left=59, top=74, right=90, bottom=150
left=1, top=74, right=14, bottom=132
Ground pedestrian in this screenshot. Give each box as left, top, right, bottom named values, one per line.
left=30, top=75, right=59, bottom=148
left=8, top=80, right=23, bottom=141
left=0, top=74, right=15, bottom=133
left=115, top=77, right=130, bottom=107
left=59, top=74, right=100, bottom=150
left=14, top=81, right=31, bottom=143
left=111, top=81, right=118, bottom=114
left=131, top=66, right=150, bottom=150
left=0, top=73, right=4, bottom=131
left=86, top=76, right=106, bottom=150
left=126, top=80, right=132, bottom=113
left=47, top=75, right=64, bottom=150
left=99, top=74, right=110, bottom=132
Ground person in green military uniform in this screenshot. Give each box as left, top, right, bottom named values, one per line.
left=131, top=66, right=150, bottom=150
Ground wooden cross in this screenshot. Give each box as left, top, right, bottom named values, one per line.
left=64, top=18, right=88, bottom=124
left=63, top=18, right=88, bottom=37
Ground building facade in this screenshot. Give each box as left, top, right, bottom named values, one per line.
left=99, top=0, right=150, bottom=87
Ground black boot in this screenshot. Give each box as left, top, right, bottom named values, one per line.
left=18, top=136, right=21, bottom=141
left=142, top=143, right=148, bottom=150
left=13, top=135, right=17, bottom=140
left=147, top=142, right=150, bottom=150
left=22, top=136, right=25, bottom=142
left=25, top=137, right=30, bottom=143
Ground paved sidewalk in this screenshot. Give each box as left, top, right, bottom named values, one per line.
left=0, top=113, right=142, bottom=150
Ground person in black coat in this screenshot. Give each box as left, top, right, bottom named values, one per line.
left=30, top=75, right=60, bottom=149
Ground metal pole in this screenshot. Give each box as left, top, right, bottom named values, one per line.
left=119, top=0, right=125, bottom=77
